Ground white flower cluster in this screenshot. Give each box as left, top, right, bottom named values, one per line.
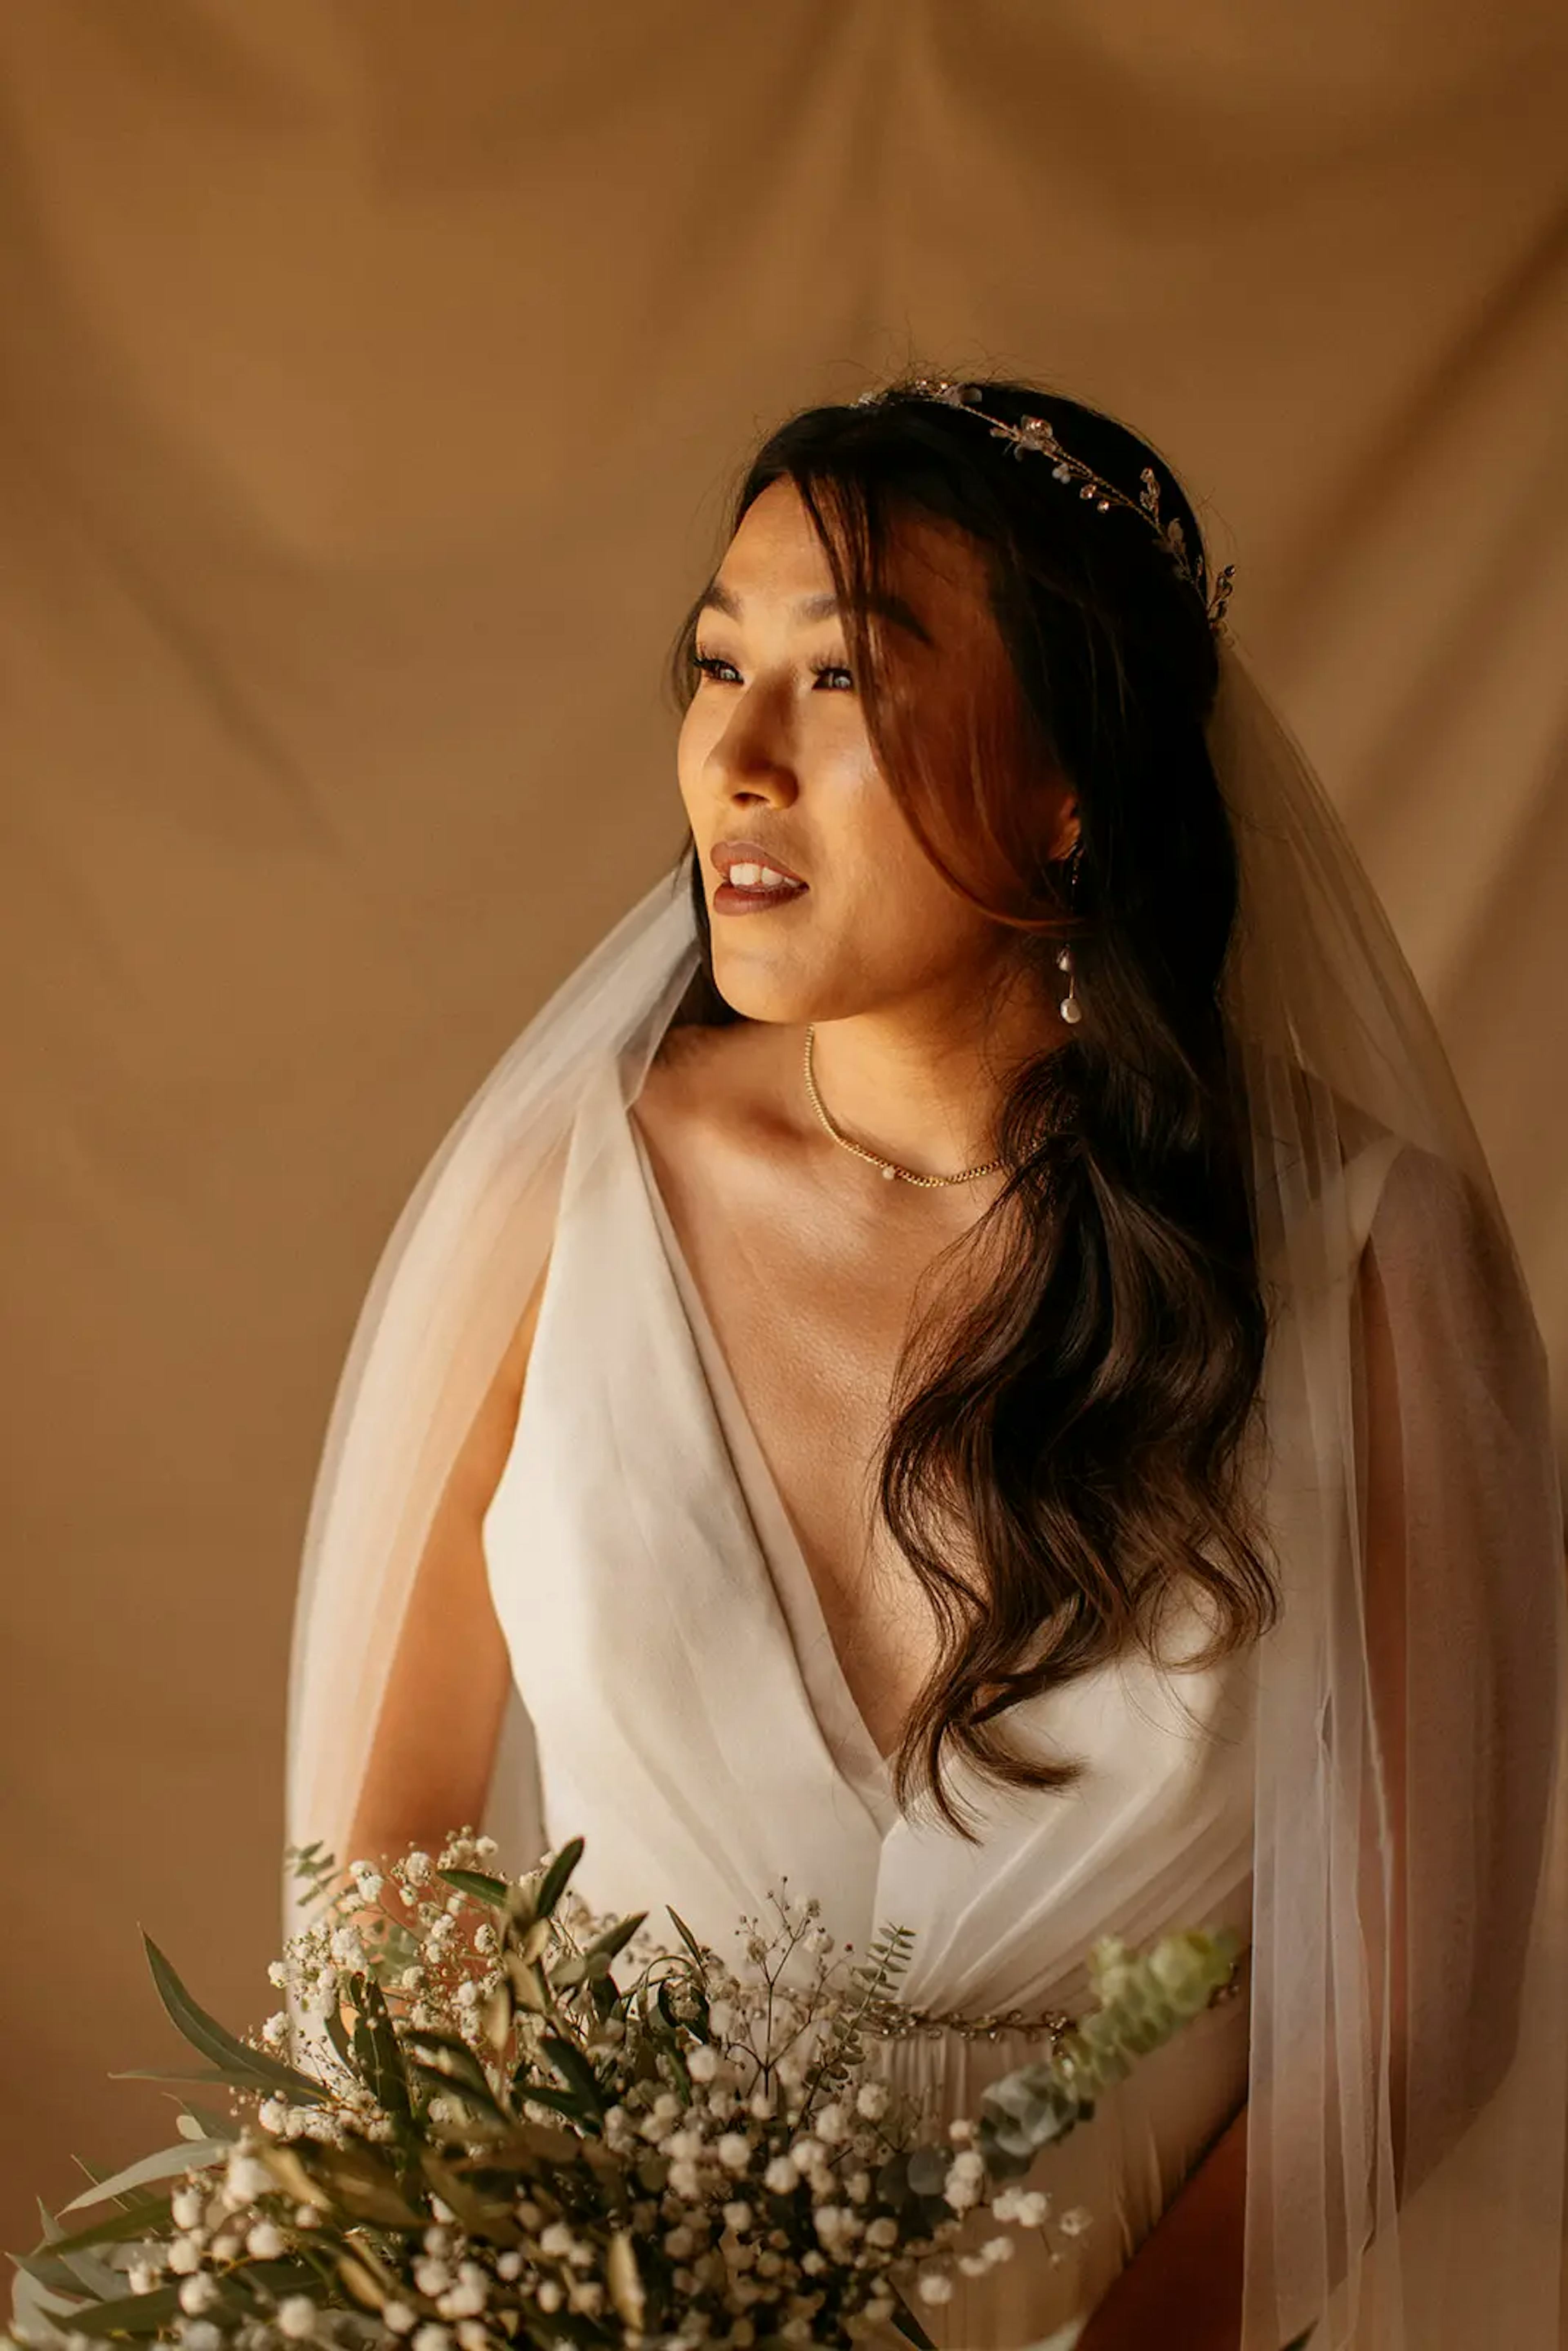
left=8, top=1839, right=1110, bottom=2351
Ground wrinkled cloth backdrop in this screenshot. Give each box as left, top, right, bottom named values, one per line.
left=2, top=0, right=1565, bottom=2292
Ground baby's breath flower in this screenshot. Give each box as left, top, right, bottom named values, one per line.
left=722, top=2200, right=753, bottom=2233
left=1058, top=2206, right=1093, bottom=2238
left=381, top=2306, right=417, bottom=2336
left=915, top=2272, right=954, bottom=2306
left=170, top=2189, right=206, bottom=2232
left=686, top=2043, right=720, bottom=2083
left=224, top=2149, right=273, bottom=2204
left=245, top=2221, right=285, bottom=2260
left=177, top=2278, right=220, bottom=2316
left=763, top=2156, right=798, bottom=2195
left=266, top=1961, right=289, bottom=1988
left=437, top=2265, right=489, bottom=2320
left=535, top=2282, right=562, bottom=2314
left=855, top=2083, right=889, bottom=2122
left=864, top=2217, right=899, bottom=2250
left=166, top=2239, right=202, bottom=2276
left=412, top=2328, right=452, bottom=2351
left=276, top=2298, right=318, bottom=2340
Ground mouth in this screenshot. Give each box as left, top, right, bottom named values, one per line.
left=709, top=839, right=810, bottom=917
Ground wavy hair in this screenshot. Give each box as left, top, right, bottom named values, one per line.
left=665, top=379, right=1274, bottom=1834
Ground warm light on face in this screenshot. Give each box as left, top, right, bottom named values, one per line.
left=677, top=479, right=1068, bottom=1030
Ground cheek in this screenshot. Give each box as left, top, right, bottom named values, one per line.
left=821, top=757, right=949, bottom=906
left=675, top=703, right=717, bottom=815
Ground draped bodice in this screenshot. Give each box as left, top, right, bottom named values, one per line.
left=481, top=1049, right=1256, bottom=2346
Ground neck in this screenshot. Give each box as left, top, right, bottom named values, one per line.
left=803, top=964, right=1063, bottom=1181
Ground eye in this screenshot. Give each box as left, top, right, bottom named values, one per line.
left=690, top=649, right=741, bottom=686
left=689, top=647, right=856, bottom=692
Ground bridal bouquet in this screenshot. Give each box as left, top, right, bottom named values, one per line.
left=7, top=1832, right=1240, bottom=2351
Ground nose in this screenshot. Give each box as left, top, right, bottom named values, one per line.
left=705, top=680, right=800, bottom=808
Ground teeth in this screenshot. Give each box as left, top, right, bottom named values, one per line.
left=728, top=861, right=798, bottom=889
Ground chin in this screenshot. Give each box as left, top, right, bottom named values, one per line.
left=707, top=956, right=823, bottom=1027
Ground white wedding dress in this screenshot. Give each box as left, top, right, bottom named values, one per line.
left=287, top=653, right=1568, bottom=2348
left=479, top=1048, right=1258, bottom=2348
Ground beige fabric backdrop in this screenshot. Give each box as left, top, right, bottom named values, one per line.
left=2, top=0, right=1564, bottom=2268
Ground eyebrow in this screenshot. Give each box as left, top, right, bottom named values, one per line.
left=699, top=580, right=931, bottom=643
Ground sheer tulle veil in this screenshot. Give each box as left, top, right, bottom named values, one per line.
left=284, top=634, right=1568, bottom=2349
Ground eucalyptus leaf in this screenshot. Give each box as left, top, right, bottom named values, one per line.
left=140, top=1935, right=329, bottom=2105
left=12, top=2249, right=90, bottom=2301
left=324, top=1995, right=359, bottom=2081
left=56, top=2244, right=131, bottom=2304
left=584, top=1912, right=647, bottom=1965
left=348, top=1970, right=411, bottom=2120
left=534, top=1835, right=586, bottom=1920
left=33, top=2195, right=175, bottom=2260
left=58, top=2281, right=187, bottom=2338
left=665, top=1907, right=709, bottom=1968
left=174, top=2104, right=238, bottom=2144
left=109, top=2064, right=245, bottom=2087
left=542, top=2034, right=606, bottom=2119
left=58, top=2138, right=229, bottom=2215
left=512, top=2079, right=594, bottom=2126
left=436, top=1867, right=511, bottom=1909
left=10, top=2260, right=87, bottom=2334
left=407, top=2058, right=512, bottom=2130
left=402, top=2028, right=497, bottom=2099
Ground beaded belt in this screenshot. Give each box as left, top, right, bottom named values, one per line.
left=861, top=1996, right=1074, bottom=2046
left=862, top=1952, right=1245, bottom=2046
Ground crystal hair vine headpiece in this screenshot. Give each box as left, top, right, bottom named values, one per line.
left=853, top=376, right=1236, bottom=632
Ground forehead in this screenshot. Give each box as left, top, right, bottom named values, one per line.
left=712, top=476, right=983, bottom=624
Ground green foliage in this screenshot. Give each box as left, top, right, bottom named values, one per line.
left=9, top=1834, right=1244, bottom=2351
left=975, top=1925, right=1241, bottom=2177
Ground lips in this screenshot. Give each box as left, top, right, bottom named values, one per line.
left=710, top=837, right=808, bottom=887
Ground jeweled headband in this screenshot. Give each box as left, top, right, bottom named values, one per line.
left=852, top=376, right=1235, bottom=632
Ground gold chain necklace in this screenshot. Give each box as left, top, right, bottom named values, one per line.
left=802, top=1024, right=1007, bottom=1188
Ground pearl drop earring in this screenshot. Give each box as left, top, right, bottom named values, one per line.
left=1056, top=837, right=1085, bottom=1026
left=1056, top=943, right=1082, bottom=1025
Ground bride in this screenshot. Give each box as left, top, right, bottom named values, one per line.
left=284, top=378, right=1568, bottom=2350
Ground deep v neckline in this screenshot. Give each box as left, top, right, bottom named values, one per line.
left=621, top=1082, right=898, bottom=1827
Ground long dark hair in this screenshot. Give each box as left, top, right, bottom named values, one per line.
left=666, top=378, right=1274, bottom=1834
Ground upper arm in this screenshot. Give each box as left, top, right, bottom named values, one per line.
left=345, top=1255, right=551, bottom=1866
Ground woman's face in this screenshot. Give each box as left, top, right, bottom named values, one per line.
left=677, top=477, right=1075, bottom=1028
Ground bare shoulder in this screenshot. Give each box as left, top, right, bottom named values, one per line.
left=634, top=1018, right=798, bottom=1160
